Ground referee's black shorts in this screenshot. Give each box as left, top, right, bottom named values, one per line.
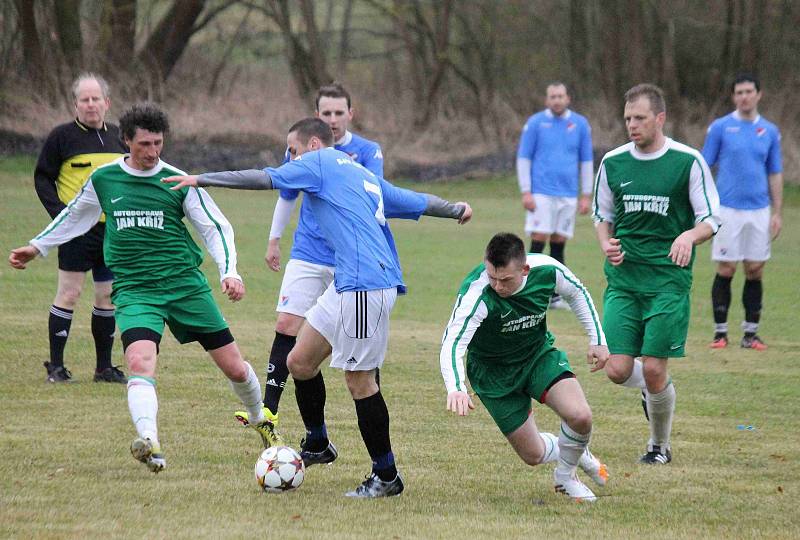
left=57, top=222, right=114, bottom=281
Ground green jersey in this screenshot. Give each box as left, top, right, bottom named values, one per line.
left=31, top=157, right=240, bottom=293
left=592, top=138, right=720, bottom=293
left=440, top=254, right=605, bottom=395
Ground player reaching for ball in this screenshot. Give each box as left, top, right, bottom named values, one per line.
left=440, top=232, right=609, bottom=502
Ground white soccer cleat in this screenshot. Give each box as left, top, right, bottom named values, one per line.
left=554, top=470, right=597, bottom=502
left=578, top=448, right=609, bottom=486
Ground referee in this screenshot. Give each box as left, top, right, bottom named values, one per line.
left=34, top=73, right=127, bottom=383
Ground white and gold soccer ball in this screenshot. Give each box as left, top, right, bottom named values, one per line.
left=254, top=446, right=305, bottom=493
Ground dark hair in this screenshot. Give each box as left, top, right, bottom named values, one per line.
left=546, top=81, right=569, bottom=96
left=485, top=233, right=526, bottom=268
left=731, top=72, right=760, bottom=93
left=288, top=117, right=334, bottom=147
left=119, top=102, right=169, bottom=140
left=624, top=83, right=666, bottom=115
left=315, top=82, right=351, bottom=110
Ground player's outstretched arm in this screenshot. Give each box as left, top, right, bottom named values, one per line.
left=163, top=170, right=275, bottom=191
left=9, top=245, right=41, bottom=269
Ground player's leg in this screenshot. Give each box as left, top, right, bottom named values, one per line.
left=122, top=328, right=166, bottom=473
left=525, top=194, right=553, bottom=254
left=639, top=356, right=673, bottom=463
left=549, top=196, right=577, bottom=267
left=90, top=263, right=124, bottom=382
left=46, top=268, right=86, bottom=382
left=740, top=207, right=771, bottom=350
left=710, top=206, right=741, bottom=348
left=331, top=288, right=402, bottom=497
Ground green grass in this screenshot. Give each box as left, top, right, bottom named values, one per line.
left=1, top=156, right=798, bottom=539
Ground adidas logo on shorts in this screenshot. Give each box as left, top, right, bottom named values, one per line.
left=346, top=357, right=358, bottom=364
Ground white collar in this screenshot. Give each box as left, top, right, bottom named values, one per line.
left=545, top=109, right=572, bottom=119
left=630, top=137, right=672, bottom=160
left=118, top=155, right=164, bottom=177
left=336, top=130, right=353, bottom=146
left=732, top=110, right=761, bottom=123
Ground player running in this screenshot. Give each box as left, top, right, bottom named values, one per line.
left=9, top=103, right=272, bottom=473
left=440, top=232, right=609, bottom=502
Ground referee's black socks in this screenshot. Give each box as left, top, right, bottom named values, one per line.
left=92, top=307, right=115, bottom=371
left=48, top=305, right=73, bottom=368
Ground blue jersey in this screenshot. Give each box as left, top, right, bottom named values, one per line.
left=517, top=109, right=593, bottom=197
left=702, top=112, right=782, bottom=210
left=267, top=148, right=406, bottom=293
left=280, top=131, right=385, bottom=266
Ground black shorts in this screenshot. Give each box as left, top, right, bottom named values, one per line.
left=57, top=223, right=113, bottom=281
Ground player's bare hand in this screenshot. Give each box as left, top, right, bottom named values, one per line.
left=578, top=195, right=591, bottom=215
left=770, top=213, right=782, bottom=240
left=8, top=245, right=40, bottom=269
left=265, top=238, right=281, bottom=272
left=587, top=344, right=609, bottom=373
left=522, top=192, right=536, bottom=211
left=456, top=202, right=473, bottom=224
left=602, top=237, right=625, bottom=265
left=669, top=230, right=695, bottom=267
left=446, top=391, right=475, bottom=416
left=222, top=277, right=245, bottom=302
left=161, top=174, right=199, bottom=190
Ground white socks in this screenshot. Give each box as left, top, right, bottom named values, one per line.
left=538, top=432, right=559, bottom=464
left=647, top=382, right=676, bottom=452
left=229, top=362, right=265, bottom=424
left=556, top=422, right=590, bottom=476
left=127, top=376, right=158, bottom=443
left=621, top=358, right=646, bottom=390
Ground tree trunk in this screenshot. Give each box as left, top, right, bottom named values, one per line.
left=53, top=0, right=83, bottom=78
left=137, top=0, right=206, bottom=82
left=14, top=0, right=51, bottom=99
left=100, top=0, right=137, bottom=76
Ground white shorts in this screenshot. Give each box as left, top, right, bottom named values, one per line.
left=712, top=206, right=771, bottom=262
left=524, top=194, right=578, bottom=238
left=276, top=259, right=335, bottom=316
left=305, top=283, right=397, bottom=371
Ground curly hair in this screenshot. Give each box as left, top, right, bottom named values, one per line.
left=119, top=102, right=170, bottom=140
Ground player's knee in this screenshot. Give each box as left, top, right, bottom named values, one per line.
left=605, top=362, right=630, bottom=384
left=564, top=408, right=593, bottom=434
left=716, top=263, right=736, bottom=278
left=275, top=315, right=301, bottom=336
left=126, top=350, right=153, bottom=375
left=55, top=286, right=82, bottom=308
left=744, top=266, right=764, bottom=280
left=287, top=351, right=312, bottom=379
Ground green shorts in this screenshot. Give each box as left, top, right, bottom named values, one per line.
left=602, top=287, right=690, bottom=358
left=113, top=272, right=228, bottom=344
left=469, top=348, right=573, bottom=435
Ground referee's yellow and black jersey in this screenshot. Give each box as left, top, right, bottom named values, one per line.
left=34, top=119, right=127, bottom=223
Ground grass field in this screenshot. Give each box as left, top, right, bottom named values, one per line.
left=1, top=155, right=798, bottom=539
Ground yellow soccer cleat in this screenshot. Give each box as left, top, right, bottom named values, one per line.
left=130, top=437, right=166, bottom=473
left=235, top=407, right=284, bottom=448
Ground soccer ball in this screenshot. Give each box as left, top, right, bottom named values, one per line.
left=254, top=446, right=305, bottom=493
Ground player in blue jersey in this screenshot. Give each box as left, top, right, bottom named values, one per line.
left=163, top=118, right=472, bottom=497
left=702, top=73, right=783, bottom=351
left=516, top=83, right=594, bottom=309
left=257, top=84, right=386, bottom=440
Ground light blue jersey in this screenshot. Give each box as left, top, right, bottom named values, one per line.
left=281, top=131, right=385, bottom=266
left=267, top=148, right=407, bottom=293
left=517, top=109, right=593, bottom=197
left=702, top=111, right=782, bottom=210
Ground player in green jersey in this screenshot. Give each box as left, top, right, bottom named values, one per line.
left=592, top=84, right=721, bottom=465
left=440, top=232, right=609, bottom=502
left=9, top=103, right=273, bottom=473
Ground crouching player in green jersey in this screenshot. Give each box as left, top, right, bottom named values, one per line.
left=592, top=84, right=721, bottom=465
left=440, top=232, right=609, bottom=502
left=9, top=103, right=271, bottom=473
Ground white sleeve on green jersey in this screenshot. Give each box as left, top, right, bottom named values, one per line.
left=183, top=187, right=241, bottom=283
left=592, top=161, right=614, bottom=225
left=30, top=179, right=102, bottom=257
left=269, top=195, right=297, bottom=240
left=688, top=158, right=721, bottom=233
left=552, top=263, right=606, bottom=346
left=440, top=280, right=488, bottom=394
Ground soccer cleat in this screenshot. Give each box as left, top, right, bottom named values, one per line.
left=130, top=437, right=166, bottom=473
left=639, top=445, right=672, bottom=465
left=741, top=334, right=768, bottom=351
left=44, top=362, right=73, bottom=383
left=578, top=449, right=609, bottom=486
left=709, top=334, right=728, bottom=349
left=553, top=470, right=597, bottom=502
left=345, top=473, right=404, bottom=498
left=299, top=439, right=338, bottom=467
left=93, top=365, right=128, bottom=383
left=234, top=407, right=285, bottom=447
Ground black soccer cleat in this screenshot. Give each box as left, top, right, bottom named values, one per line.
left=299, top=439, right=338, bottom=467
left=345, top=473, right=404, bottom=498
left=639, top=445, right=672, bottom=465
left=94, top=365, right=128, bottom=383
left=44, top=362, right=73, bottom=383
